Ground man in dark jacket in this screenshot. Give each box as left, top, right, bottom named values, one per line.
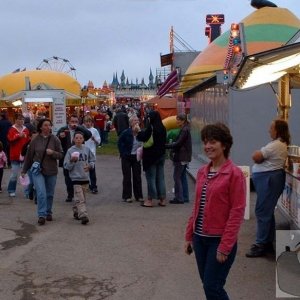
left=113, top=106, right=129, bottom=136
left=0, top=112, right=12, bottom=166
left=57, top=114, right=92, bottom=202
left=166, top=114, right=192, bottom=204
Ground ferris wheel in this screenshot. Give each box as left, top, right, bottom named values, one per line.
left=36, top=56, right=77, bottom=79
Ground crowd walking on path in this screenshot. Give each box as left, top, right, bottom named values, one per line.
left=1, top=105, right=291, bottom=300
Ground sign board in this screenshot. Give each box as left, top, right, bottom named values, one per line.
left=160, top=53, right=173, bottom=67
left=22, top=89, right=66, bottom=134
left=239, top=166, right=250, bottom=220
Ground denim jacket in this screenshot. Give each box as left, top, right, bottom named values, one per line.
left=185, top=159, right=246, bottom=255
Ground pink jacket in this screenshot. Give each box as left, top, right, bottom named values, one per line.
left=185, top=159, right=246, bottom=255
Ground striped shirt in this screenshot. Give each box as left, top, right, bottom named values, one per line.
left=194, top=171, right=221, bottom=237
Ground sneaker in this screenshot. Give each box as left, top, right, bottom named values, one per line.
left=169, top=199, right=184, bottom=204
left=125, top=198, right=133, bottom=203
left=9, top=192, right=16, bottom=197
left=38, top=217, right=46, bottom=225
left=135, top=198, right=144, bottom=202
left=245, top=244, right=267, bottom=258
left=28, top=189, right=34, bottom=200
left=81, top=216, right=89, bottom=225
left=0, top=188, right=2, bottom=193
left=46, top=215, right=53, bottom=221
left=65, top=197, right=73, bottom=202
left=73, top=212, right=79, bottom=220
left=92, top=188, right=98, bottom=194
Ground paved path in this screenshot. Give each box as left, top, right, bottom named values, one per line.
left=0, top=155, right=288, bottom=299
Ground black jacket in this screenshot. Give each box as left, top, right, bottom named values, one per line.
left=137, top=111, right=166, bottom=171
left=166, top=124, right=192, bottom=163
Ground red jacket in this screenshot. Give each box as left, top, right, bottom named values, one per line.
left=7, top=126, right=30, bottom=161
left=185, top=159, right=246, bottom=255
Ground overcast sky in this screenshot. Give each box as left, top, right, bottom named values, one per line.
left=0, top=0, right=299, bottom=87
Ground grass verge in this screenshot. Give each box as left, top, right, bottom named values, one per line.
left=96, top=130, right=119, bottom=156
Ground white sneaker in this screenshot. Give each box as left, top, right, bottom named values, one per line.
left=125, top=198, right=133, bottom=203
left=9, top=193, right=16, bottom=197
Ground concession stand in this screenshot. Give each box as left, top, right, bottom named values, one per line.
left=2, top=89, right=66, bottom=134
left=232, top=41, right=300, bottom=230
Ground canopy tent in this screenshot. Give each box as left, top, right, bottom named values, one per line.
left=144, top=96, right=177, bottom=119
left=180, top=7, right=300, bottom=92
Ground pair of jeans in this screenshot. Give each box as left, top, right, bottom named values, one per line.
left=121, top=155, right=143, bottom=200
left=24, top=169, right=34, bottom=198
left=73, top=184, right=88, bottom=218
left=181, top=167, right=189, bottom=202
left=103, top=131, right=109, bottom=144
left=7, top=160, right=23, bottom=193
left=192, top=234, right=237, bottom=300
left=32, top=173, right=57, bottom=217
left=0, top=167, right=3, bottom=190
left=252, top=169, right=286, bottom=245
left=89, top=167, right=97, bottom=190
left=145, top=155, right=166, bottom=200
left=63, top=168, right=74, bottom=200
left=173, top=162, right=188, bottom=202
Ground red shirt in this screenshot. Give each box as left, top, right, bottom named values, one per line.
left=7, top=125, right=30, bottom=161
left=185, top=159, right=246, bottom=255
left=94, top=113, right=106, bottom=130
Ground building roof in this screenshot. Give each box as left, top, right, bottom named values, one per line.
left=180, top=7, right=300, bottom=92
left=0, top=69, right=81, bottom=97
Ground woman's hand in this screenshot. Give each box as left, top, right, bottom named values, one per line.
left=216, top=251, right=228, bottom=263
left=20, top=172, right=26, bottom=178
left=46, top=148, right=54, bottom=155
left=185, top=242, right=193, bottom=255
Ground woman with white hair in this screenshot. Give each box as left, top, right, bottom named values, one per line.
left=117, top=115, right=143, bottom=203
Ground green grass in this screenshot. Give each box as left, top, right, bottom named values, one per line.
left=96, top=130, right=119, bottom=156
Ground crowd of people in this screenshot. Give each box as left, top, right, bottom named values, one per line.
left=0, top=105, right=291, bottom=299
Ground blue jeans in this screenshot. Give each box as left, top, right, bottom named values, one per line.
left=252, top=169, right=286, bottom=245
left=181, top=167, right=189, bottom=202
left=24, top=169, right=34, bottom=198
left=89, top=166, right=97, bottom=190
left=7, top=160, right=23, bottom=193
left=173, top=162, right=188, bottom=202
left=193, top=234, right=237, bottom=300
left=145, top=155, right=166, bottom=200
left=32, top=173, right=57, bottom=217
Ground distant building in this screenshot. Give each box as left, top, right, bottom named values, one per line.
left=110, top=69, right=158, bottom=103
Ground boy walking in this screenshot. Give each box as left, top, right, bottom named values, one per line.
left=63, top=132, right=95, bottom=225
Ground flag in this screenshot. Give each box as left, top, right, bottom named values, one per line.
left=157, top=69, right=179, bottom=97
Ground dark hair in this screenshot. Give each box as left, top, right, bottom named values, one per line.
left=0, top=141, right=3, bottom=151
left=74, top=131, right=84, bottom=138
left=201, top=122, right=233, bottom=158
left=68, top=114, right=79, bottom=121
left=148, top=110, right=164, bottom=129
left=37, top=118, right=52, bottom=133
left=15, top=113, right=24, bottom=120
left=0, top=112, right=7, bottom=119
left=176, top=113, right=187, bottom=121
left=274, top=119, right=290, bottom=145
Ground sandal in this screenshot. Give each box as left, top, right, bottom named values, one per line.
left=159, top=199, right=166, bottom=207
left=141, top=199, right=153, bottom=207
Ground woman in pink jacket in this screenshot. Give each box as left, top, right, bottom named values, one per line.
left=185, top=123, right=246, bottom=300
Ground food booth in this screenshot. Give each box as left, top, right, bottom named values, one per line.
left=2, top=89, right=66, bottom=134
left=233, top=41, right=300, bottom=230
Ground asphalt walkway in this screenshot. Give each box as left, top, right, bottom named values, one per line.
left=0, top=155, right=291, bottom=299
